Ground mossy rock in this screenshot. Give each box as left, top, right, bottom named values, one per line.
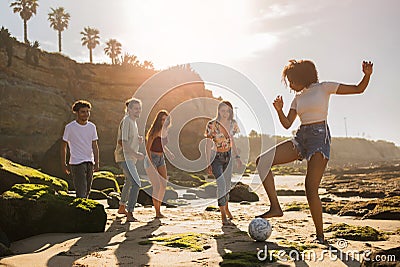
left=360, top=246, right=400, bottom=267
left=0, top=184, right=106, bottom=242
left=139, top=232, right=208, bottom=252
left=205, top=205, right=219, bottom=211
left=338, top=201, right=377, bottom=217
left=168, top=171, right=206, bottom=187
left=199, top=181, right=217, bottom=197
left=0, top=157, right=68, bottom=194
left=363, top=196, right=400, bottom=220
left=229, top=182, right=259, bottom=202
left=137, top=184, right=178, bottom=206
left=101, top=188, right=116, bottom=195
left=284, top=201, right=309, bottom=211
left=99, top=165, right=122, bottom=175
left=322, top=201, right=347, bottom=214
left=89, top=189, right=109, bottom=200
left=92, top=171, right=120, bottom=193
left=221, top=251, right=277, bottom=266
left=325, top=223, right=387, bottom=241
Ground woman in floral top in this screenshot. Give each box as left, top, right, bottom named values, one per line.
left=205, top=100, right=242, bottom=226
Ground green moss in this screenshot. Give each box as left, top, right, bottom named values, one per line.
left=168, top=171, right=206, bottom=187
left=325, top=223, right=387, bottom=241
left=279, top=240, right=318, bottom=252
left=0, top=157, right=68, bottom=191
left=2, top=184, right=53, bottom=200
left=284, top=201, right=309, bottom=211
left=93, top=171, right=115, bottom=179
left=99, top=166, right=122, bottom=175
left=199, top=181, right=216, bottom=189
left=144, top=233, right=207, bottom=251
left=205, top=205, right=219, bottom=211
left=221, top=251, right=277, bottom=266
left=70, top=198, right=99, bottom=212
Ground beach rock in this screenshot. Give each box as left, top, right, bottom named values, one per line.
left=107, top=192, right=120, bottom=209
left=168, top=172, right=206, bottom=187
left=0, top=157, right=68, bottom=195
left=91, top=171, right=120, bottom=193
left=325, top=223, right=386, bottom=241
left=362, top=196, right=400, bottom=220
left=229, top=182, right=259, bottom=202
left=88, top=189, right=109, bottom=200
left=137, top=185, right=178, bottom=206
left=336, top=197, right=400, bottom=220
left=276, top=189, right=305, bottom=196
left=198, top=182, right=217, bottom=198
left=322, top=200, right=348, bottom=215
left=0, top=243, right=13, bottom=257
left=0, top=184, right=107, bottom=242
left=0, top=226, right=10, bottom=248
left=182, top=193, right=197, bottom=200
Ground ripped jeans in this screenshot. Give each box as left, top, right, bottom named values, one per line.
left=211, top=150, right=233, bottom=206
left=292, top=122, right=331, bottom=161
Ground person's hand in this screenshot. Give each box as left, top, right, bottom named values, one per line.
left=273, top=96, right=284, bottom=111
left=236, top=158, right=243, bottom=170
left=94, top=163, right=100, bottom=172
left=362, top=61, right=373, bottom=76
left=137, top=152, right=145, bottom=160
left=138, top=136, right=144, bottom=144
left=167, top=151, right=175, bottom=161
left=207, top=165, right=213, bottom=175
left=62, top=164, right=70, bottom=175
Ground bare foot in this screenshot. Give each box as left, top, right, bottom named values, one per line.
left=126, top=214, right=139, bottom=222
left=255, top=209, right=283, bottom=219
left=117, top=205, right=127, bottom=215
left=226, top=210, right=233, bottom=220
left=155, top=214, right=165, bottom=218
left=222, top=219, right=235, bottom=226
left=313, top=236, right=327, bottom=245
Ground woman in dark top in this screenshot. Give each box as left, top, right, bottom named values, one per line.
left=145, top=110, right=174, bottom=218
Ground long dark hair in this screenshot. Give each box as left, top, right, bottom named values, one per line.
left=216, top=100, right=234, bottom=121
left=146, top=110, right=170, bottom=141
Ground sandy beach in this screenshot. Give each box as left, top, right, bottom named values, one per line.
left=1, top=175, right=399, bottom=267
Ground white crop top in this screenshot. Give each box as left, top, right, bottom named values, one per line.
left=290, top=82, right=339, bottom=125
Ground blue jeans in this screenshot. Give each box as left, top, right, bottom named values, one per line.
left=70, top=162, right=94, bottom=198
left=144, top=152, right=166, bottom=169
left=292, top=122, right=331, bottom=161
left=119, top=160, right=141, bottom=212
left=211, top=151, right=233, bottom=206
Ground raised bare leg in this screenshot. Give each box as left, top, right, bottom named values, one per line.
left=256, top=140, right=299, bottom=218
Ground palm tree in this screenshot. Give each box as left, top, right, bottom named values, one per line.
left=48, top=7, right=70, bottom=52
left=10, top=0, right=39, bottom=44
left=142, top=60, right=154, bottom=70
left=104, top=39, right=122, bottom=65
left=80, top=27, right=100, bottom=63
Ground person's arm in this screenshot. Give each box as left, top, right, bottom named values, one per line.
left=122, top=140, right=144, bottom=160
left=145, top=135, right=155, bottom=164
left=273, top=96, right=297, bottom=129
left=61, top=140, right=70, bottom=175
left=231, top=137, right=243, bottom=169
left=92, top=140, right=99, bottom=171
left=336, top=61, right=373, bottom=95
left=205, top=137, right=213, bottom=175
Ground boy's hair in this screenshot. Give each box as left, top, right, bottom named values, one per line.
left=282, top=59, right=318, bottom=88
left=72, top=100, right=92, bottom=112
left=125, top=98, right=142, bottom=111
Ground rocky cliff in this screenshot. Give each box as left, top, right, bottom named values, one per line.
left=0, top=39, right=215, bottom=176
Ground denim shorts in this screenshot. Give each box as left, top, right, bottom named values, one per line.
left=144, top=152, right=166, bottom=169
left=291, top=123, right=331, bottom=161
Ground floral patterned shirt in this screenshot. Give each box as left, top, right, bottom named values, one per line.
left=205, top=119, right=239, bottom=150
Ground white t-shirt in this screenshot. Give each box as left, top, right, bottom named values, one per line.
left=63, top=121, right=98, bottom=164
left=114, top=115, right=140, bottom=163
left=290, top=82, right=339, bottom=125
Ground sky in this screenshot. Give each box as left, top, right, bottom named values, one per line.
left=1, top=0, right=399, bottom=145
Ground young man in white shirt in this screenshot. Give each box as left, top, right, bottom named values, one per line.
left=61, top=100, right=99, bottom=198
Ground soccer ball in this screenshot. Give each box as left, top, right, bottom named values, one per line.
left=248, top=218, right=272, bottom=241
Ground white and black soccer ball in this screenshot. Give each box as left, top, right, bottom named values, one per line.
left=248, top=218, right=272, bottom=241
